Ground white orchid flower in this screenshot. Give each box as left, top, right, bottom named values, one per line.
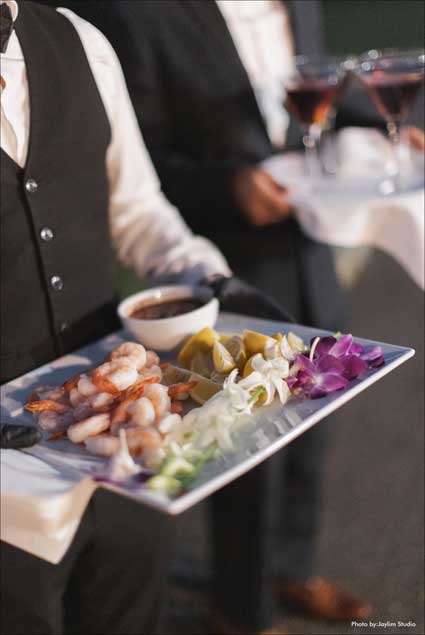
left=264, top=338, right=281, bottom=360
left=279, top=335, right=297, bottom=361
left=100, top=429, right=142, bottom=482
left=223, top=369, right=253, bottom=414
left=240, top=354, right=290, bottom=406
left=277, top=332, right=306, bottom=361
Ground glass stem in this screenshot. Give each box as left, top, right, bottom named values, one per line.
left=387, top=120, right=402, bottom=190
left=321, top=111, right=338, bottom=175
left=303, top=124, right=322, bottom=179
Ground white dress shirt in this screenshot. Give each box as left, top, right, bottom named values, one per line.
left=0, top=1, right=231, bottom=283
left=216, top=0, right=294, bottom=148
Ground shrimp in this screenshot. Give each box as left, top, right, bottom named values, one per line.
left=73, top=403, right=94, bottom=422
left=38, top=409, right=74, bottom=432
left=110, top=402, right=131, bottom=434
left=120, top=376, right=159, bottom=402
left=77, top=374, right=98, bottom=397
left=157, top=413, right=182, bottom=435
left=110, top=342, right=147, bottom=370
left=168, top=381, right=197, bottom=399
left=84, top=434, right=120, bottom=457
left=89, top=392, right=115, bottom=410
left=92, top=361, right=138, bottom=394
left=145, top=350, right=160, bottom=369
left=28, top=385, right=67, bottom=404
left=143, top=383, right=171, bottom=421
left=125, top=426, right=163, bottom=456
left=170, top=400, right=184, bottom=414
left=69, top=387, right=86, bottom=408
left=67, top=413, right=110, bottom=444
left=127, top=397, right=156, bottom=427
left=48, top=430, right=68, bottom=441
left=25, top=399, right=70, bottom=414
left=109, top=382, right=148, bottom=433
left=139, top=365, right=163, bottom=381
left=63, top=373, right=81, bottom=393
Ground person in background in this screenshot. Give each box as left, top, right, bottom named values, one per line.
left=45, top=1, right=420, bottom=633
left=0, top=2, right=294, bottom=633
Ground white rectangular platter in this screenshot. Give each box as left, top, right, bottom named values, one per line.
left=1, top=313, right=414, bottom=515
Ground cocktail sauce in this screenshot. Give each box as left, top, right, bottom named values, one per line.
left=129, top=297, right=204, bottom=320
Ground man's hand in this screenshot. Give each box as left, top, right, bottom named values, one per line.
left=402, top=126, right=425, bottom=152
left=206, top=275, right=295, bottom=323
left=1, top=424, right=42, bottom=449
left=233, top=167, right=294, bottom=227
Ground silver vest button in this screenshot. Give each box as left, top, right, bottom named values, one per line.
left=50, top=275, right=63, bottom=291
left=25, top=178, right=38, bottom=193
left=40, top=227, right=54, bottom=242
left=60, top=322, right=69, bottom=333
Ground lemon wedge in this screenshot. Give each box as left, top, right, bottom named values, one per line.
left=242, top=354, right=258, bottom=378
left=223, top=334, right=247, bottom=372
left=219, top=333, right=235, bottom=345
left=190, top=350, right=214, bottom=378
left=210, top=370, right=228, bottom=384
left=162, top=364, right=191, bottom=386
left=243, top=329, right=276, bottom=356
left=189, top=375, right=222, bottom=405
left=163, top=364, right=221, bottom=405
left=212, top=340, right=236, bottom=374
left=178, top=327, right=218, bottom=369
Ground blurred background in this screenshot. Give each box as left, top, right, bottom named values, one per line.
left=323, top=0, right=424, bottom=53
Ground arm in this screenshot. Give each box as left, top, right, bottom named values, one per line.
left=60, top=7, right=231, bottom=285
left=55, top=1, right=240, bottom=218
left=106, top=55, right=231, bottom=284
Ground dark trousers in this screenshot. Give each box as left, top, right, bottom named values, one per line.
left=210, top=222, right=344, bottom=629
left=1, top=489, right=175, bottom=635
left=210, top=424, right=328, bottom=630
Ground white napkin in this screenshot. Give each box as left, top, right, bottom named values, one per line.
left=1, top=450, right=96, bottom=564
left=262, top=128, right=425, bottom=290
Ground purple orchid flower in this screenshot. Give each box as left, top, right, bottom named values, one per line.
left=288, top=333, right=386, bottom=400
left=289, top=354, right=348, bottom=399
left=311, top=334, right=385, bottom=369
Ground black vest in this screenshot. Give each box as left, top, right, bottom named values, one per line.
left=0, top=1, right=119, bottom=383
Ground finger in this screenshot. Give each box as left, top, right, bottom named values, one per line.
left=255, top=172, right=294, bottom=218
left=251, top=204, right=292, bottom=226
left=247, top=203, right=276, bottom=226
left=262, top=190, right=294, bottom=219
left=407, top=126, right=425, bottom=152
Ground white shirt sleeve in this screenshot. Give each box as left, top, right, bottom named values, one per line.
left=57, top=8, right=231, bottom=284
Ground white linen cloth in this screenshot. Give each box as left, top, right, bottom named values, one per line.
left=263, top=128, right=425, bottom=290
left=1, top=451, right=97, bottom=564
left=1, top=332, right=124, bottom=563
left=0, top=0, right=230, bottom=282
left=216, top=0, right=294, bottom=148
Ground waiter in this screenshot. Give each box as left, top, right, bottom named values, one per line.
left=0, top=2, right=292, bottom=633
left=49, top=1, right=425, bottom=633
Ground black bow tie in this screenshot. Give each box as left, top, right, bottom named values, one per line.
left=1, top=3, right=14, bottom=54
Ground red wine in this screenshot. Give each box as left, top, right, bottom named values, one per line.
left=285, top=81, right=341, bottom=127
left=362, top=71, right=424, bottom=123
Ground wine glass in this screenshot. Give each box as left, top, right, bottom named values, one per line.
left=284, top=54, right=349, bottom=178
left=355, top=48, right=425, bottom=191
left=320, top=55, right=358, bottom=174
